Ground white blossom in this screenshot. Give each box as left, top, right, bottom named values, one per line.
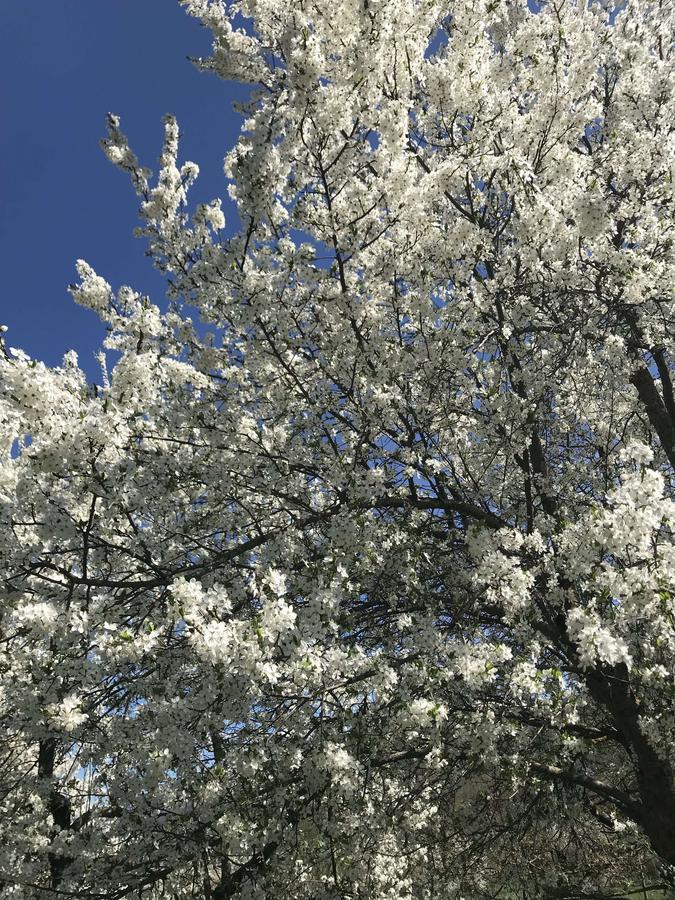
left=47, top=695, right=87, bottom=733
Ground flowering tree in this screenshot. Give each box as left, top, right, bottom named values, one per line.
left=1, top=0, right=674, bottom=896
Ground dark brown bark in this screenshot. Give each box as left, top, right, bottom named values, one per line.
left=38, top=737, right=72, bottom=888
left=586, top=666, right=675, bottom=866
left=212, top=841, right=278, bottom=900
left=630, top=365, right=675, bottom=469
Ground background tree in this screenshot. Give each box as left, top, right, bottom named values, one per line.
left=0, top=0, right=674, bottom=896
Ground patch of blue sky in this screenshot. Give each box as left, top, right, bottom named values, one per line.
left=424, top=15, right=452, bottom=60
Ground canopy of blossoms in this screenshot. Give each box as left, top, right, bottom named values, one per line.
left=0, top=0, right=674, bottom=896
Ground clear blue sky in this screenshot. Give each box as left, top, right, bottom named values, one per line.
left=1, top=1, right=248, bottom=377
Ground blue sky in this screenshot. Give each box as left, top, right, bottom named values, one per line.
left=1, top=1, right=248, bottom=377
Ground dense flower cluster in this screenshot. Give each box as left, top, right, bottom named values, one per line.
left=0, top=0, right=674, bottom=896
